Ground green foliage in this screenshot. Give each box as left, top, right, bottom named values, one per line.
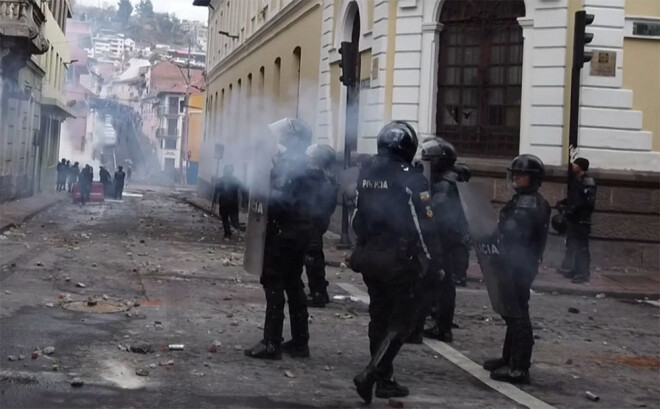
left=136, top=0, right=154, bottom=20
left=117, top=0, right=133, bottom=26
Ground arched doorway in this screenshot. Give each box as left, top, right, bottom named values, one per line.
left=436, top=0, right=525, bottom=157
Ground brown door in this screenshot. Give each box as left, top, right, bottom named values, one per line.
left=436, top=0, right=525, bottom=158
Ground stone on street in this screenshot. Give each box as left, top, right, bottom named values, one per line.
left=0, top=188, right=657, bottom=409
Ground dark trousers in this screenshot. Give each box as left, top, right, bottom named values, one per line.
left=219, top=208, right=239, bottom=237
left=304, top=228, right=327, bottom=296
left=561, top=223, right=591, bottom=278
left=362, top=265, right=416, bottom=379
left=501, top=267, right=534, bottom=371
left=260, top=225, right=311, bottom=347
left=115, top=183, right=124, bottom=200
left=80, top=185, right=90, bottom=204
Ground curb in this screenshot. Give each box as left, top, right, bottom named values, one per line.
left=0, top=197, right=63, bottom=234
left=182, top=197, right=222, bottom=220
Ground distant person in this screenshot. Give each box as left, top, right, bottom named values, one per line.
left=557, top=157, right=596, bottom=283
left=212, top=165, right=243, bottom=239
left=56, top=158, right=68, bottom=192
left=114, top=166, right=126, bottom=200
left=79, top=165, right=92, bottom=205
left=99, top=166, right=112, bottom=197
left=68, top=162, right=80, bottom=193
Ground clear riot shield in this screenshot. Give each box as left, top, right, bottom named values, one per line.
left=456, top=182, right=522, bottom=318
left=243, top=132, right=277, bottom=276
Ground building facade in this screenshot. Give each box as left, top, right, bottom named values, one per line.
left=92, top=30, right=136, bottom=61
left=194, top=0, right=323, bottom=189
left=196, top=0, right=660, bottom=269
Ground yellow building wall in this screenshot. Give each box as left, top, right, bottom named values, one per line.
left=623, top=0, right=660, bottom=151
left=188, top=93, right=204, bottom=163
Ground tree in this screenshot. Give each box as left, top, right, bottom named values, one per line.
left=117, top=0, right=133, bottom=26
left=136, top=0, right=154, bottom=19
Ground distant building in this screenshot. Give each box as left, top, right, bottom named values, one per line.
left=92, top=30, right=136, bottom=60
left=141, top=61, right=203, bottom=174
left=167, top=49, right=206, bottom=69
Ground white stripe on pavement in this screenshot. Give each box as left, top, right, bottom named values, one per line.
left=336, top=282, right=557, bottom=409
left=644, top=300, right=660, bottom=308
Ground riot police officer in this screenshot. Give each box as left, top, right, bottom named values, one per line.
left=557, top=157, right=596, bottom=283
left=304, top=144, right=339, bottom=307
left=414, top=137, right=469, bottom=343
left=483, top=154, right=550, bottom=384
left=244, top=118, right=317, bottom=360
left=350, top=121, right=443, bottom=403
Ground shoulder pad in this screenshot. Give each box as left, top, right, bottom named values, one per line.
left=516, top=194, right=537, bottom=209
left=582, top=177, right=596, bottom=187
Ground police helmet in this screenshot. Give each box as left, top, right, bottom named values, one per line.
left=376, top=120, right=419, bottom=163
left=420, top=137, right=457, bottom=165
left=306, top=144, right=336, bottom=170
left=551, top=213, right=567, bottom=234
left=507, top=154, right=545, bottom=193
left=454, top=162, right=472, bottom=182
left=268, top=118, right=312, bottom=152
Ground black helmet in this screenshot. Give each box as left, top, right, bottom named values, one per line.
left=454, top=162, right=471, bottom=182
left=551, top=213, right=567, bottom=234
left=268, top=118, right=312, bottom=152
left=420, top=137, right=457, bottom=164
left=507, top=154, right=545, bottom=193
left=306, top=143, right=336, bottom=170
left=376, top=120, right=418, bottom=163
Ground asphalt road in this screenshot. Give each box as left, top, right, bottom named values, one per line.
left=0, top=188, right=658, bottom=409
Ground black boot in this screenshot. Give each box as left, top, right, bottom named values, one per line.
left=423, top=326, right=453, bottom=343
left=243, top=340, right=282, bottom=360
left=571, top=275, right=589, bottom=283
left=307, top=292, right=328, bottom=308
left=375, top=378, right=409, bottom=399
left=353, top=369, right=377, bottom=404
left=490, top=366, right=530, bottom=384
left=282, top=340, right=310, bottom=358
left=483, top=357, right=507, bottom=371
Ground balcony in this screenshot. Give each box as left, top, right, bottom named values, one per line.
left=0, top=0, right=49, bottom=55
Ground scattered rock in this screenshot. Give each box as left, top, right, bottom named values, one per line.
left=64, top=277, right=71, bottom=282
left=31, top=350, right=39, bottom=360
left=339, top=262, right=347, bottom=269
left=208, top=344, right=218, bottom=353
left=226, top=313, right=234, bottom=318
left=230, top=321, right=239, bottom=327
left=75, top=282, right=86, bottom=288
left=91, top=263, right=97, bottom=268
left=596, top=293, right=606, bottom=299
left=135, top=369, right=150, bottom=377
left=324, top=365, right=331, bottom=371
left=130, top=344, right=154, bottom=354
left=222, top=258, right=231, bottom=266
left=159, top=360, right=174, bottom=366
left=7, top=355, right=18, bottom=361
left=233, top=345, right=242, bottom=351
left=140, top=240, right=145, bottom=244
left=102, top=295, right=109, bottom=300
left=42, top=346, right=55, bottom=355
left=568, top=307, right=580, bottom=314
left=36, top=262, right=44, bottom=267
left=71, top=377, right=84, bottom=387
left=52, top=363, right=59, bottom=372
left=566, top=359, right=573, bottom=365
left=4, top=290, right=11, bottom=295
left=118, top=344, right=128, bottom=352
left=125, top=312, right=132, bottom=318
left=18, top=355, right=25, bottom=361
left=284, top=370, right=296, bottom=378
left=87, top=299, right=98, bottom=307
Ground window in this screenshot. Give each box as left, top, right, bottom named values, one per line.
left=626, top=18, right=660, bottom=39
left=293, top=47, right=302, bottom=118
left=168, top=97, right=179, bottom=115
left=164, top=138, right=177, bottom=149
left=167, top=118, right=178, bottom=136
left=274, top=57, right=281, bottom=97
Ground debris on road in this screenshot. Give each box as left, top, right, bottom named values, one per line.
left=76, top=282, right=86, bottom=288
left=7, top=355, right=18, bottom=361
left=284, top=370, right=296, bottom=378
left=150, top=363, right=156, bottom=369
left=42, top=346, right=55, bottom=355
left=4, top=290, right=11, bottom=295
left=168, top=344, right=185, bottom=351
left=18, top=354, right=25, bottom=361
left=332, top=295, right=360, bottom=303
left=596, top=293, right=606, bottom=299
left=585, top=391, right=600, bottom=401
left=71, top=377, right=84, bottom=387
left=31, top=350, right=39, bottom=360
left=45, top=303, right=54, bottom=308
left=52, top=363, right=60, bottom=372
left=135, top=369, right=150, bottom=377
left=118, top=344, right=128, bottom=352
left=130, top=343, right=154, bottom=354
left=159, top=360, right=174, bottom=366
left=36, top=262, right=44, bottom=267
left=568, top=307, right=580, bottom=314
left=87, top=299, right=98, bottom=307
left=102, top=294, right=109, bottom=300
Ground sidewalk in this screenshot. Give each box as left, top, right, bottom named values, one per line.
left=0, top=193, right=64, bottom=233
left=183, top=194, right=659, bottom=300
left=323, top=246, right=660, bottom=300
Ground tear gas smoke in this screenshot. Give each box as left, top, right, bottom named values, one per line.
left=60, top=116, right=102, bottom=172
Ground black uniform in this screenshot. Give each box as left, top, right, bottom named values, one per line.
left=559, top=174, right=596, bottom=281
left=425, top=169, right=469, bottom=338
left=114, top=170, right=125, bottom=200
left=213, top=174, right=243, bottom=238
left=304, top=167, right=338, bottom=304
left=495, top=192, right=550, bottom=375
left=56, top=160, right=68, bottom=191
left=69, top=164, right=80, bottom=193
left=99, top=168, right=112, bottom=197
left=351, top=155, right=442, bottom=395
left=79, top=167, right=92, bottom=204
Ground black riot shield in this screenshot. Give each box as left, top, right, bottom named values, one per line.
left=456, top=182, right=522, bottom=317
left=243, top=136, right=277, bottom=276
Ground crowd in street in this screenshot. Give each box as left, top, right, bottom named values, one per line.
left=228, top=117, right=597, bottom=404
left=56, top=158, right=131, bottom=204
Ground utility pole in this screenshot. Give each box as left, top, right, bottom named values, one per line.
left=180, top=39, right=192, bottom=185
left=567, top=10, right=594, bottom=187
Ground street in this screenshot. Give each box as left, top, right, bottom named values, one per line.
left=1, top=188, right=658, bottom=409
